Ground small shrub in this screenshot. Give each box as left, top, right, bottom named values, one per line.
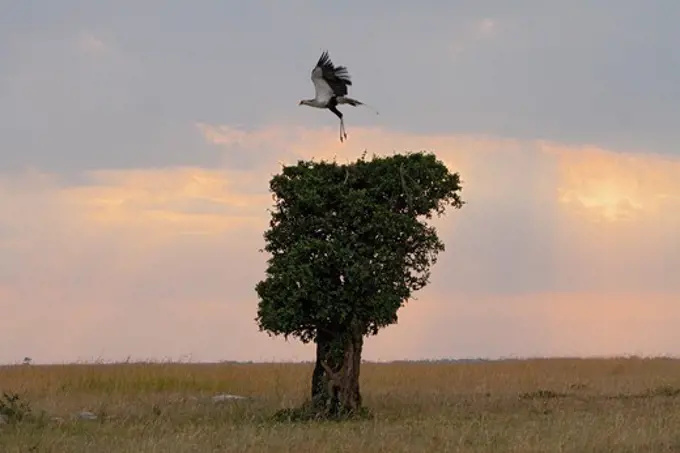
left=0, top=391, right=32, bottom=423
left=644, top=385, right=680, bottom=398
left=518, top=389, right=568, bottom=400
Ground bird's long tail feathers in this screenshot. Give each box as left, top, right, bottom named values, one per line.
left=338, top=97, right=380, bottom=115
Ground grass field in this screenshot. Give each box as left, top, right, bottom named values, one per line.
left=1, top=357, right=680, bottom=452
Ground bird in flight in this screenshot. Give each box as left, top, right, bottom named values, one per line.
left=299, top=51, right=378, bottom=142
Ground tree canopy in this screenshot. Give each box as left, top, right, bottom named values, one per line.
left=256, top=152, right=463, bottom=340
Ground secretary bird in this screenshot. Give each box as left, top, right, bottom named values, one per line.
left=298, top=51, right=378, bottom=142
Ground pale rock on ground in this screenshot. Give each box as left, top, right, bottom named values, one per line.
left=75, top=411, right=98, bottom=420
left=211, top=393, right=248, bottom=403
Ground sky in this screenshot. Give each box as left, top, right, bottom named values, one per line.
left=1, top=1, right=679, bottom=365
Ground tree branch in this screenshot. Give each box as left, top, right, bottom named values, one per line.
left=320, top=360, right=342, bottom=385
left=316, top=325, right=338, bottom=337
left=399, top=164, right=413, bottom=210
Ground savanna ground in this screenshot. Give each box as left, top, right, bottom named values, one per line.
left=1, top=358, right=680, bottom=452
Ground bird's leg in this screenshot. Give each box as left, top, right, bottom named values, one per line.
left=328, top=104, right=347, bottom=143
left=340, top=118, right=347, bottom=142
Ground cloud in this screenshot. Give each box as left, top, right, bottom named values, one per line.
left=60, top=167, right=271, bottom=236
left=547, top=144, right=680, bottom=223
left=0, top=28, right=216, bottom=174
left=77, top=31, right=107, bottom=55
left=476, top=18, right=498, bottom=37
left=449, top=17, right=502, bottom=58
left=1, top=125, right=679, bottom=364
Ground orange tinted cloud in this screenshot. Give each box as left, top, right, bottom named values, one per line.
left=546, top=143, right=680, bottom=223
left=1, top=126, right=679, bottom=364
left=57, top=167, right=271, bottom=239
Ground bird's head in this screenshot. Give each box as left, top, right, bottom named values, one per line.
left=299, top=100, right=310, bottom=106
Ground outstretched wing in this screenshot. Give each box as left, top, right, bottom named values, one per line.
left=311, top=51, right=352, bottom=102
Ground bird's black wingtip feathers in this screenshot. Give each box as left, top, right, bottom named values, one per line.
left=316, top=50, right=331, bottom=68
left=315, top=50, right=352, bottom=85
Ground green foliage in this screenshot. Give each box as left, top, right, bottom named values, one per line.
left=255, top=151, right=464, bottom=343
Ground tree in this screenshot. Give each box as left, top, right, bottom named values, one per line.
left=255, top=151, right=464, bottom=419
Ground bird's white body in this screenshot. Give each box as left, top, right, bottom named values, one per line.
left=299, top=51, right=378, bottom=142
left=303, top=69, right=360, bottom=108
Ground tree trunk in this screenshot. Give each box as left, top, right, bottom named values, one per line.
left=310, top=325, right=363, bottom=417
left=311, top=328, right=338, bottom=410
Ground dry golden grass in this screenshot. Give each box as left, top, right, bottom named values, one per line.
left=1, top=357, right=680, bottom=452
